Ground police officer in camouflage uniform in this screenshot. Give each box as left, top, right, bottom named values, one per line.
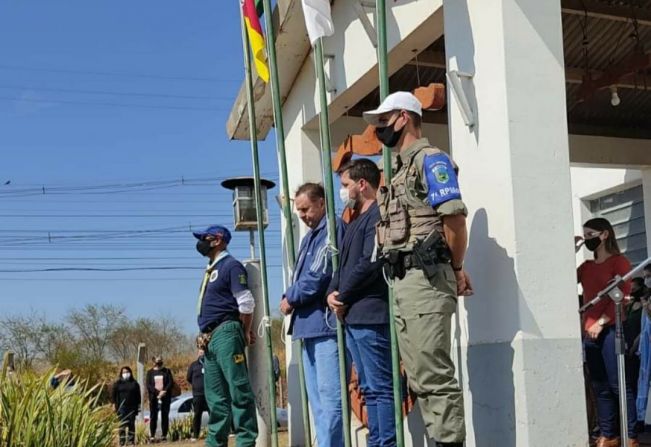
left=363, top=92, right=473, bottom=447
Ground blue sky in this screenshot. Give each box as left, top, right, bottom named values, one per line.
left=0, top=0, right=286, bottom=334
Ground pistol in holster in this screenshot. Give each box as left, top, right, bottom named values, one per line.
left=412, top=231, right=452, bottom=279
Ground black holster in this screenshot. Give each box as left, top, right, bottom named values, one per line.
left=412, top=231, right=452, bottom=279
left=382, top=250, right=406, bottom=280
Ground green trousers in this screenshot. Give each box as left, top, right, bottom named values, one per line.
left=393, top=265, right=466, bottom=443
left=203, top=320, right=258, bottom=447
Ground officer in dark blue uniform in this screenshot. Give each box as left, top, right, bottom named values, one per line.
left=193, top=225, right=258, bottom=447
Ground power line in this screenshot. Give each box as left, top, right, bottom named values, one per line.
left=0, top=85, right=233, bottom=101
left=0, top=278, right=200, bottom=281
left=0, top=267, right=202, bottom=272
left=0, top=64, right=240, bottom=83
left=0, top=266, right=288, bottom=272
left=0, top=95, right=229, bottom=112
left=0, top=214, right=240, bottom=218
left=0, top=174, right=277, bottom=197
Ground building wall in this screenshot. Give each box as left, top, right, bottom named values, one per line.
left=276, top=1, right=651, bottom=445
left=570, top=167, right=643, bottom=266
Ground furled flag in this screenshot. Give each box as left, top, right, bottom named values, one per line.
left=301, top=0, right=334, bottom=45
left=242, top=0, right=270, bottom=82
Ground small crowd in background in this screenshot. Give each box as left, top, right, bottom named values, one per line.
left=578, top=217, right=651, bottom=447
left=107, top=350, right=209, bottom=446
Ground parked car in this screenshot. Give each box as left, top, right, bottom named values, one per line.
left=143, top=392, right=288, bottom=436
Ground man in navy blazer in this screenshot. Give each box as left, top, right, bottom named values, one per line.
left=327, top=159, right=396, bottom=447
left=280, top=182, right=345, bottom=447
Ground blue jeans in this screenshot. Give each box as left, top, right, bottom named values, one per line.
left=346, top=324, right=396, bottom=447
left=585, top=325, right=638, bottom=439
left=303, top=336, right=343, bottom=447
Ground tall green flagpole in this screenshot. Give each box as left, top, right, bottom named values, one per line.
left=258, top=0, right=312, bottom=445
left=314, top=38, right=353, bottom=447
left=376, top=0, right=406, bottom=445
left=239, top=9, right=279, bottom=447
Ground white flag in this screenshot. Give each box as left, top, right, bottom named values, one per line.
left=301, top=0, right=334, bottom=45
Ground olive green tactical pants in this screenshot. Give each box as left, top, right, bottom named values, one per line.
left=393, top=265, right=466, bottom=443
left=204, top=320, right=258, bottom=447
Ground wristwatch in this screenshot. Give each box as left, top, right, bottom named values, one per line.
left=598, top=317, right=607, bottom=327
left=452, top=264, right=463, bottom=272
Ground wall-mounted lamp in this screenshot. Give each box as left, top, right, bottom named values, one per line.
left=447, top=69, right=476, bottom=128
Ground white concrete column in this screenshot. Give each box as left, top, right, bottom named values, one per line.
left=444, top=1, right=587, bottom=446
left=642, top=170, right=651, bottom=259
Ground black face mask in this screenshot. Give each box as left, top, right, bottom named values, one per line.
left=375, top=122, right=404, bottom=148
left=196, top=240, right=213, bottom=257
left=584, top=237, right=602, bottom=252
left=632, top=287, right=646, bottom=299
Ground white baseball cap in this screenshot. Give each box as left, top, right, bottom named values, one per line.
left=362, top=91, right=422, bottom=126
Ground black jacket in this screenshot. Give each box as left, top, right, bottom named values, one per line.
left=327, top=202, right=389, bottom=325
left=146, top=367, right=173, bottom=401
left=186, top=358, right=205, bottom=396
left=112, top=378, right=141, bottom=413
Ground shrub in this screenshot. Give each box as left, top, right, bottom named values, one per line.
left=0, top=369, right=118, bottom=447
left=134, top=421, right=149, bottom=445
left=168, top=415, right=193, bottom=441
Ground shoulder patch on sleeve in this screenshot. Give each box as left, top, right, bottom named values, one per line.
left=422, top=147, right=443, bottom=156
left=238, top=273, right=247, bottom=285
left=423, top=153, right=462, bottom=207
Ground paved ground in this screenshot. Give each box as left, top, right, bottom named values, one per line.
left=153, top=431, right=289, bottom=447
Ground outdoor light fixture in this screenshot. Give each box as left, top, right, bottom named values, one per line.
left=221, top=177, right=275, bottom=232
left=610, top=85, right=621, bottom=107
left=221, top=176, right=275, bottom=258
left=447, top=69, right=476, bottom=128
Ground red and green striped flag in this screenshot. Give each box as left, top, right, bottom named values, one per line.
left=241, top=0, right=270, bottom=83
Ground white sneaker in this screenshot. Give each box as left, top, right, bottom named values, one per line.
left=190, top=439, right=198, bottom=443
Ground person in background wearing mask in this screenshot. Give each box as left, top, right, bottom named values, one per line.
left=113, top=366, right=141, bottom=446
left=627, top=278, right=646, bottom=354
left=363, top=91, right=471, bottom=447
left=187, top=343, right=209, bottom=442
left=146, top=356, right=174, bottom=442
left=193, top=225, right=258, bottom=447
left=578, top=217, right=638, bottom=447
left=643, top=264, right=651, bottom=289
left=637, top=275, right=651, bottom=428
left=327, top=158, right=396, bottom=447
left=627, top=277, right=646, bottom=431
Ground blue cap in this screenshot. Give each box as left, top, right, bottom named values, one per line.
left=192, top=225, right=232, bottom=244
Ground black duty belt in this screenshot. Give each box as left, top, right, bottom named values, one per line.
left=202, top=315, right=239, bottom=334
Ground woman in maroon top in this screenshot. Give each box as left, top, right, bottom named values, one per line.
left=578, top=217, right=638, bottom=447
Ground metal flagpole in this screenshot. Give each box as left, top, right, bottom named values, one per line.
left=239, top=11, right=279, bottom=447
left=376, top=0, right=406, bottom=445
left=314, top=38, right=352, bottom=447
left=258, top=0, right=312, bottom=444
